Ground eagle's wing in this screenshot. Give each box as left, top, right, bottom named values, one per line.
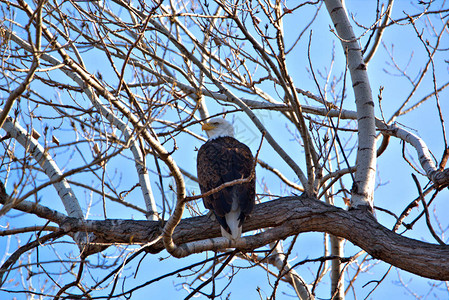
left=197, top=137, right=255, bottom=233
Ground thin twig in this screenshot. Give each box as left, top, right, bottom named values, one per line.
left=411, top=173, right=445, bottom=245
left=185, top=250, right=238, bottom=300
left=0, top=230, right=65, bottom=285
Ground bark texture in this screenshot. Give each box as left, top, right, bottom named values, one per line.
left=325, top=0, right=377, bottom=208
left=55, top=195, right=449, bottom=281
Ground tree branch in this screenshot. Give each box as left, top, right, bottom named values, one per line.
left=325, top=0, right=377, bottom=209
left=364, top=0, right=395, bottom=64
left=55, top=195, right=449, bottom=281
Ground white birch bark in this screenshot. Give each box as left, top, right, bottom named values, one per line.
left=298, top=105, right=449, bottom=188
left=2, top=118, right=84, bottom=219
left=325, top=0, right=377, bottom=209
left=383, top=124, right=449, bottom=186
left=364, top=0, right=395, bottom=64
left=330, top=235, right=344, bottom=300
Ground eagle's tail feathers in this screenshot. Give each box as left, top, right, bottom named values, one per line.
left=223, top=208, right=242, bottom=240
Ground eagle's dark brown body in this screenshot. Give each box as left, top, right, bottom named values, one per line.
left=197, top=136, right=255, bottom=238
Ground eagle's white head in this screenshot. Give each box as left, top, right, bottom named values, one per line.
left=201, top=118, right=235, bottom=139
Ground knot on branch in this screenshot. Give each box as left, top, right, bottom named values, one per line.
left=433, top=168, right=449, bottom=188
left=348, top=204, right=374, bottom=216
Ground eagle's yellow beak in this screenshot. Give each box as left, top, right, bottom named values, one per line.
left=201, top=122, right=216, bottom=131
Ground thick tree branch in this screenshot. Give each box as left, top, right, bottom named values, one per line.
left=54, top=195, right=449, bottom=281
left=325, top=0, right=377, bottom=209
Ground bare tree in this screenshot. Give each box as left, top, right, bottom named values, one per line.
left=0, top=0, right=448, bottom=299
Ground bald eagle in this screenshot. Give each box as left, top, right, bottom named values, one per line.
left=197, top=118, right=255, bottom=240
